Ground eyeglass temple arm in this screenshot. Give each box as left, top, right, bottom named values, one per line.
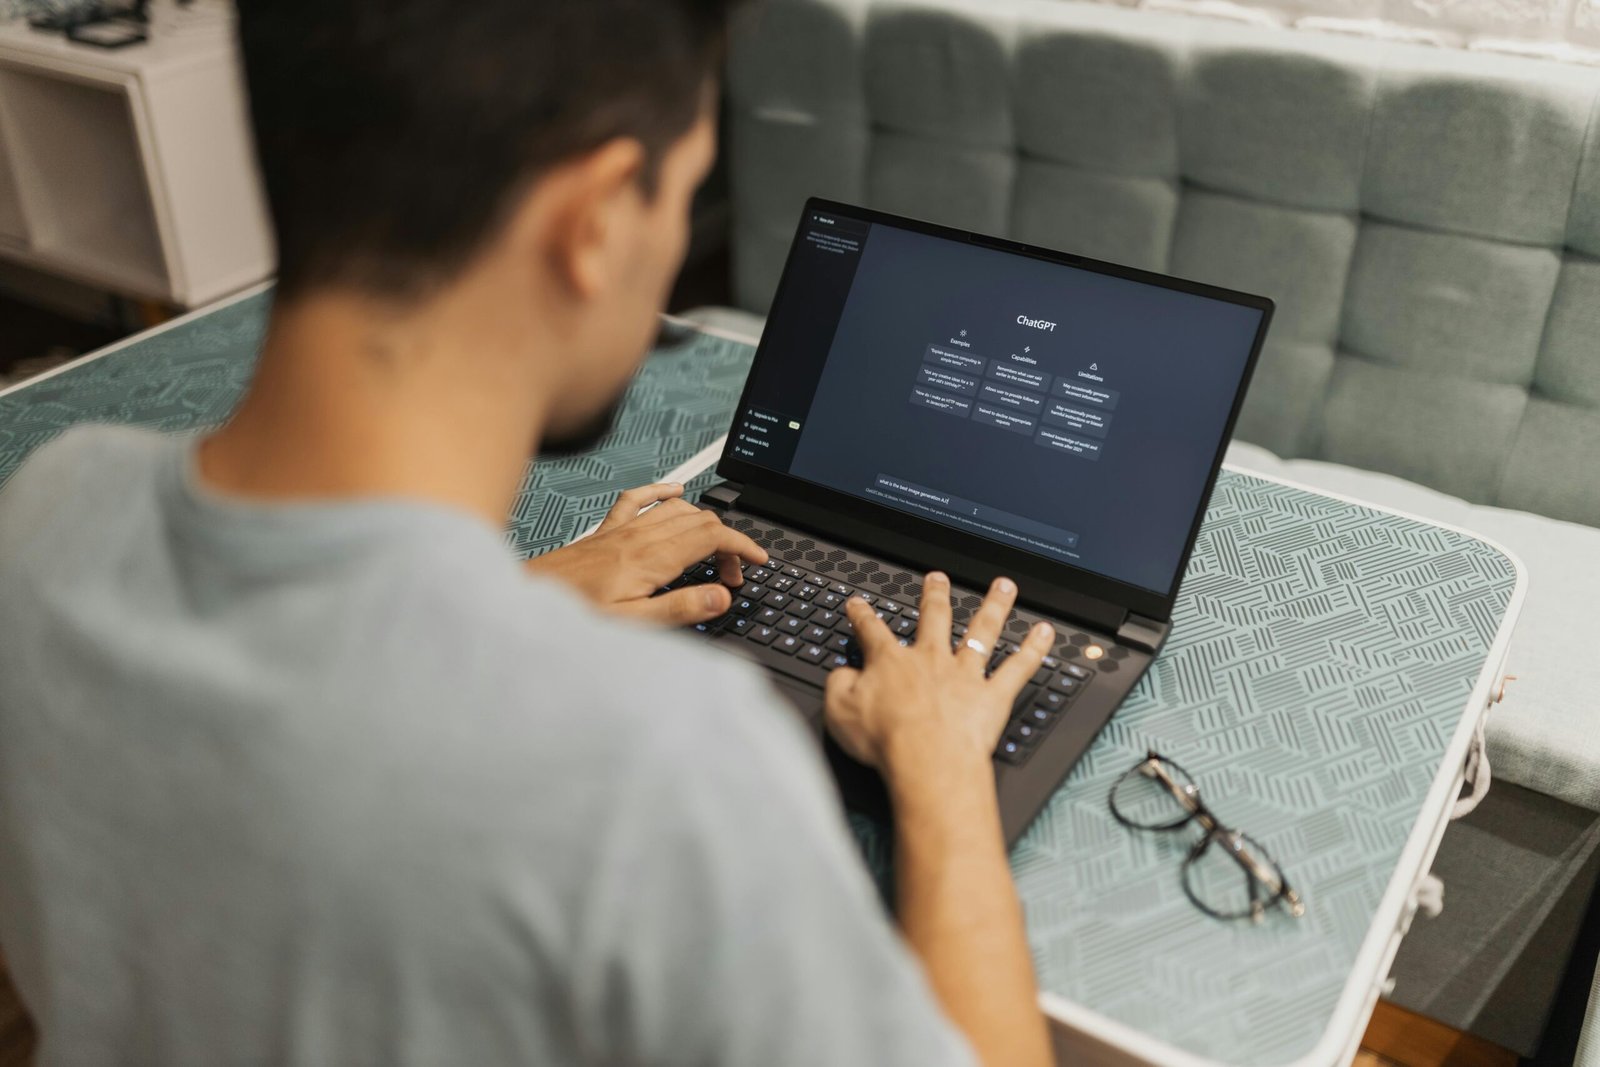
left=1215, top=834, right=1306, bottom=917
left=1142, top=757, right=1202, bottom=818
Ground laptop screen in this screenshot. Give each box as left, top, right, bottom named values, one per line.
left=725, top=203, right=1268, bottom=600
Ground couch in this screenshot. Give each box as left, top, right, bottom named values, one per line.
left=697, top=0, right=1600, bottom=1056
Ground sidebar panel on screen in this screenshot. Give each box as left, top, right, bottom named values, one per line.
left=728, top=211, right=870, bottom=472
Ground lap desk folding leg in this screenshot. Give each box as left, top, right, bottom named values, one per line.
left=0, top=301, right=1525, bottom=1067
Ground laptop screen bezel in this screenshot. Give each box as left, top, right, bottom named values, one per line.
left=715, top=198, right=1274, bottom=622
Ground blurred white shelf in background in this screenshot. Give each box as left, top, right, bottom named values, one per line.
left=0, top=0, right=272, bottom=307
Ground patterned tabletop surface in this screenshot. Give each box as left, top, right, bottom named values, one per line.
left=0, top=291, right=1520, bottom=1067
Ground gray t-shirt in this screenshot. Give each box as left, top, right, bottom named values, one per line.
left=0, top=425, right=974, bottom=1067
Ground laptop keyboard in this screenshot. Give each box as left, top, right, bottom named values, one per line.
left=664, top=554, right=1099, bottom=766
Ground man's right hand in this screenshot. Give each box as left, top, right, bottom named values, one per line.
left=823, top=571, right=1056, bottom=788
left=822, top=570, right=1058, bottom=1067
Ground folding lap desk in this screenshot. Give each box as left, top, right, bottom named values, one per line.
left=0, top=294, right=1524, bottom=1067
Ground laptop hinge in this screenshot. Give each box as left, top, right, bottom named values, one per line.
left=1116, top=613, right=1168, bottom=654
left=700, top=483, right=742, bottom=510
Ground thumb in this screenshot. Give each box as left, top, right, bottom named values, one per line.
left=611, top=583, right=730, bottom=627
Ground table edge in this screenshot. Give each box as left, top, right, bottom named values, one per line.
left=0, top=281, right=275, bottom=403
left=1038, top=467, right=1529, bottom=1067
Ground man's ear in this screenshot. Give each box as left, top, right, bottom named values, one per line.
left=521, top=138, right=649, bottom=301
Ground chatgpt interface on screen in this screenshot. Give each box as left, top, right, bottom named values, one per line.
left=731, top=210, right=1265, bottom=596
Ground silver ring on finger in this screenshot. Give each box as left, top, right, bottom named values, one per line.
left=963, top=637, right=989, bottom=658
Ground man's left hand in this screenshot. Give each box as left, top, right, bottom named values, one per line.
left=525, top=482, right=768, bottom=626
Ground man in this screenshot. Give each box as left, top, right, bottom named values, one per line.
left=0, top=2, right=1059, bottom=1065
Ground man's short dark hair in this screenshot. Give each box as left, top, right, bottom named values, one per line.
left=238, top=1, right=743, bottom=301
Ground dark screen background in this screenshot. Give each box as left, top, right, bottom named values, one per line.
left=741, top=216, right=1263, bottom=596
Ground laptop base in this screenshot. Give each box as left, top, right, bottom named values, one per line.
left=682, top=505, right=1153, bottom=845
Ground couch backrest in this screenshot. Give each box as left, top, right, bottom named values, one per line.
left=725, top=0, right=1600, bottom=527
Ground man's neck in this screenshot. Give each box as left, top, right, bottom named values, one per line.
left=198, top=289, right=548, bottom=530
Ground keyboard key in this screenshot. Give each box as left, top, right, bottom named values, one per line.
left=891, top=617, right=917, bottom=638
left=1026, top=706, right=1056, bottom=726
left=825, top=654, right=850, bottom=671
left=730, top=617, right=754, bottom=636
left=739, top=582, right=765, bottom=599
left=814, top=610, right=841, bottom=629
left=795, top=584, right=820, bottom=601
left=803, top=624, right=829, bottom=643
left=779, top=616, right=806, bottom=635
left=798, top=643, right=829, bottom=664
left=996, top=739, right=1026, bottom=765
left=774, top=634, right=803, bottom=655
left=787, top=601, right=816, bottom=620
left=827, top=634, right=852, bottom=652
left=763, top=591, right=791, bottom=609
left=756, top=607, right=783, bottom=626
left=747, top=624, right=778, bottom=645
left=818, top=592, right=843, bottom=610
left=1047, top=674, right=1079, bottom=695
left=1010, top=684, right=1039, bottom=717
left=1063, top=662, right=1091, bottom=680
left=856, top=593, right=875, bottom=605
left=692, top=565, right=720, bottom=583
left=783, top=565, right=804, bottom=579
left=831, top=582, right=852, bottom=596
left=835, top=619, right=855, bottom=638
left=1039, top=689, right=1069, bottom=710
left=1010, top=722, right=1044, bottom=746
left=748, top=567, right=772, bottom=583
left=731, top=597, right=759, bottom=617
left=770, top=576, right=795, bottom=592
left=879, top=600, right=901, bottom=615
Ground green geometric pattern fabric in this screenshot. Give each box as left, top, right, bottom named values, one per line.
left=0, top=294, right=1520, bottom=1065
left=999, top=478, right=1515, bottom=1064
left=0, top=293, right=752, bottom=552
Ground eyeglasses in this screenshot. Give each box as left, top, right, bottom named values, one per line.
left=1109, top=750, right=1305, bottom=924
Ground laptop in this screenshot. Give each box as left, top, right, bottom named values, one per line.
left=675, top=198, right=1273, bottom=844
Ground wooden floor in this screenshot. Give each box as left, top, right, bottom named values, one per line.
left=0, top=958, right=32, bottom=1067
left=0, top=951, right=1515, bottom=1067
left=1357, top=1001, right=1519, bottom=1067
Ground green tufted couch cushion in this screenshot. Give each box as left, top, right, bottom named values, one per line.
left=726, top=0, right=1600, bottom=529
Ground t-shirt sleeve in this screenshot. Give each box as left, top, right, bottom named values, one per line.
left=571, top=662, right=979, bottom=1067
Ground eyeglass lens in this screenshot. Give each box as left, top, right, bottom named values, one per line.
left=1109, top=755, right=1201, bottom=831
